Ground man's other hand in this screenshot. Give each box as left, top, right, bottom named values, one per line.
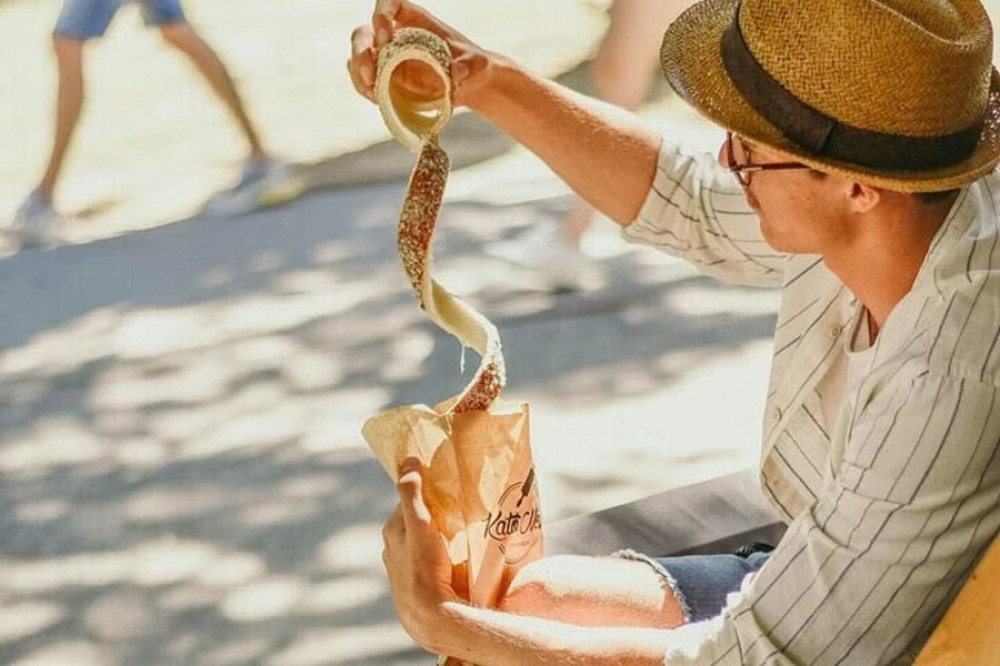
left=347, top=0, right=494, bottom=108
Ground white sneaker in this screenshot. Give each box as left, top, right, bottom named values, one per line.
left=203, top=158, right=304, bottom=218
left=488, top=223, right=594, bottom=291
left=7, top=190, right=58, bottom=248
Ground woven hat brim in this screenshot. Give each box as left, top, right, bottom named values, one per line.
left=660, top=0, right=1000, bottom=192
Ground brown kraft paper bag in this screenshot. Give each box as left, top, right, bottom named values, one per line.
left=363, top=399, right=542, bottom=612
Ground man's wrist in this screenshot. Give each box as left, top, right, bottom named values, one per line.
left=419, top=600, right=472, bottom=657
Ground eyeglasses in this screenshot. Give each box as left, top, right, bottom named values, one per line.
left=726, top=131, right=812, bottom=186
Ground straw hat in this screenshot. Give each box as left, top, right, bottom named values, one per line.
left=661, top=0, right=1000, bottom=191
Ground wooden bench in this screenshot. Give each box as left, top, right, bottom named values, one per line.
left=916, top=535, right=1000, bottom=665
left=546, top=469, right=786, bottom=557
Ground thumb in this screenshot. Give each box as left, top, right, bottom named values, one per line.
left=397, top=458, right=434, bottom=532
left=451, top=58, right=470, bottom=83
left=451, top=53, right=486, bottom=84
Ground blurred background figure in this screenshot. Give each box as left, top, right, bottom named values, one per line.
left=490, top=0, right=696, bottom=290
left=6, top=0, right=298, bottom=248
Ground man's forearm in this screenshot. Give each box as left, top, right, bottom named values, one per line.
left=436, top=601, right=673, bottom=666
left=469, top=57, right=662, bottom=226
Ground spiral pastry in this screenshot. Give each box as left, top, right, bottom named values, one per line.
left=376, top=28, right=505, bottom=413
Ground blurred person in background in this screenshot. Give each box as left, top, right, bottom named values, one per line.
left=490, top=0, right=695, bottom=289
left=7, top=0, right=297, bottom=248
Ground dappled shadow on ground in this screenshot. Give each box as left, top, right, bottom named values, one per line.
left=0, top=448, right=416, bottom=665
left=0, top=168, right=774, bottom=663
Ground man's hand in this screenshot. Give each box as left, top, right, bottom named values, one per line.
left=382, top=458, right=461, bottom=653
left=347, top=0, right=495, bottom=108
left=383, top=459, right=683, bottom=665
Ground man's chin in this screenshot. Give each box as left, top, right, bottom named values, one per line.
left=758, top=219, right=786, bottom=252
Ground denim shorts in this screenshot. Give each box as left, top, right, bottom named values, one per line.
left=55, top=0, right=186, bottom=40
left=618, top=545, right=773, bottom=622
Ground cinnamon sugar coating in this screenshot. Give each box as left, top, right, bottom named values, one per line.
left=382, top=29, right=507, bottom=413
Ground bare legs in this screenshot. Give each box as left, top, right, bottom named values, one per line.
left=498, top=555, right=687, bottom=629
left=159, top=22, right=266, bottom=159
left=34, top=22, right=267, bottom=206
left=38, top=36, right=85, bottom=200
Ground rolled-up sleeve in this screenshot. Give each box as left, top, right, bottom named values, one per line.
left=622, top=140, right=786, bottom=288
left=662, top=371, right=1000, bottom=665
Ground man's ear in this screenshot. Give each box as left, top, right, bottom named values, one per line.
left=849, top=182, right=881, bottom=214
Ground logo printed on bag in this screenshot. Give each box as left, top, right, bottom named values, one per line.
left=484, top=467, right=542, bottom=564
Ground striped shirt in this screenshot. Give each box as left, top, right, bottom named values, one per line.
left=623, top=140, right=1000, bottom=665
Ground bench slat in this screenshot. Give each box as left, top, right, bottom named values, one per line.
left=916, top=535, right=1000, bottom=665
left=546, top=470, right=786, bottom=558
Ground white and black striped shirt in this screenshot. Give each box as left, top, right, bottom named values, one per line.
left=623, top=141, right=1000, bottom=665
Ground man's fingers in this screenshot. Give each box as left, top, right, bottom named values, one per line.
left=374, top=0, right=450, bottom=46
left=382, top=505, right=404, bottom=546
left=372, top=0, right=402, bottom=46
left=347, top=60, right=377, bottom=102
left=351, top=23, right=375, bottom=54
left=347, top=61, right=378, bottom=103
left=397, top=458, right=434, bottom=533
left=349, top=25, right=377, bottom=91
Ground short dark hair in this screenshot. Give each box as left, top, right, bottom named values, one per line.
left=912, top=189, right=961, bottom=205
left=809, top=171, right=959, bottom=205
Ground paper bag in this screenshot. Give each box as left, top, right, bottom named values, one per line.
left=363, top=399, right=542, bottom=611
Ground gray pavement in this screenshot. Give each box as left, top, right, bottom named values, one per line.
left=0, top=142, right=779, bottom=663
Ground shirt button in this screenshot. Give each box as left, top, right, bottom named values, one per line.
left=828, top=323, right=843, bottom=340
left=771, top=406, right=783, bottom=424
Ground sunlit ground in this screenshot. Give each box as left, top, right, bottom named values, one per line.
left=0, top=0, right=609, bottom=243
left=3, top=0, right=998, bottom=664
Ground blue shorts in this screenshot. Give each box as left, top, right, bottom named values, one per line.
left=55, top=0, right=186, bottom=40
left=619, top=545, right=773, bottom=622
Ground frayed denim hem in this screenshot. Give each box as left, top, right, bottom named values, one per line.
left=613, top=548, right=693, bottom=623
